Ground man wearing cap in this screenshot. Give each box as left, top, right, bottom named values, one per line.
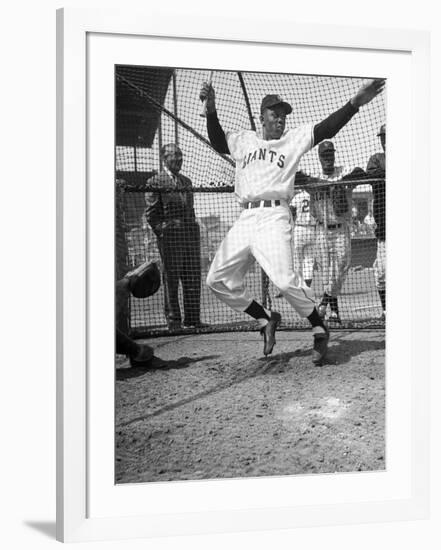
left=309, top=141, right=362, bottom=324
left=366, top=124, right=386, bottom=318
left=199, top=79, right=384, bottom=365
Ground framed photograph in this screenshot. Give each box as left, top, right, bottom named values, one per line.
left=56, top=7, right=430, bottom=543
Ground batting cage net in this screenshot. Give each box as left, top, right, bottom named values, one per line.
left=115, top=65, right=386, bottom=336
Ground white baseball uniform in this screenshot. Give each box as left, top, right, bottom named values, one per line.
left=309, top=166, right=352, bottom=296
left=206, top=125, right=317, bottom=318
left=291, top=190, right=317, bottom=281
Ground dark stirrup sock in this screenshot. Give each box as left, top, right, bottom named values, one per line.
left=244, top=300, right=270, bottom=320
left=307, top=308, right=327, bottom=331
left=320, top=292, right=331, bottom=308
left=329, top=296, right=339, bottom=314
left=378, top=289, right=386, bottom=311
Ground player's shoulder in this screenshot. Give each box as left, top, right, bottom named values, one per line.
left=368, top=151, right=385, bottom=163
left=285, top=123, right=314, bottom=137
left=179, top=174, right=192, bottom=187
left=226, top=129, right=256, bottom=141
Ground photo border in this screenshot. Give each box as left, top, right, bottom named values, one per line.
left=56, top=7, right=430, bottom=543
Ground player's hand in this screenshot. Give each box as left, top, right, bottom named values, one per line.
left=351, top=79, right=385, bottom=109
left=199, top=81, right=216, bottom=113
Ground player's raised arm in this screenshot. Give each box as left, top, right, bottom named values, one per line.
left=313, top=79, right=385, bottom=146
left=199, top=81, right=230, bottom=155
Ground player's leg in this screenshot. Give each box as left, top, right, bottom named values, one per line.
left=159, top=236, right=182, bottom=329
left=302, top=227, right=316, bottom=287
left=116, top=328, right=154, bottom=367
left=328, top=227, right=351, bottom=323
left=206, top=212, right=256, bottom=311
left=315, top=225, right=331, bottom=318
left=207, top=210, right=279, bottom=356
left=182, top=226, right=202, bottom=327
left=292, top=225, right=304, bottom=278
left=251, top=207, right=328, bottom=364
left=251, top=208, right=315, bottom=315
left=374, top=239, right=386, bottom=315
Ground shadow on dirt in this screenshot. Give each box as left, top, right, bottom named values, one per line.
left=326, top=337, right=385, bottom=366
left=116, top=335, right=385, bottom=427
left=117, top=360, right=278, bottom=428
left=116, top=354, right=220, bottom=381
left=258, top=335, right=385, bottom=370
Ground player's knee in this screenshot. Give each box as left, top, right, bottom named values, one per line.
left=273, top=275, right=292, bottom=294
left=206, top=269, right=221, bottom=292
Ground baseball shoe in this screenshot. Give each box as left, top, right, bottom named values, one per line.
left=312, top=327, right=329, bottom=366
left=318, top=304, right=327, bottom=319
left=129, top=343, right=154, bottom=368
left=260, top=311, right=282, bottom=356
left=328, top=311, right=342, bottom=325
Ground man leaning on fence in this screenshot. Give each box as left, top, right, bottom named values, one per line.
left=144, top=143, right=202, bottom=329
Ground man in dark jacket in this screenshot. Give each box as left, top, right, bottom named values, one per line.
left=144, top=143, right=201, bottom=329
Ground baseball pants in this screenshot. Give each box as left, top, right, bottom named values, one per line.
left=206, top=204, right=316, bottom=318
left=293, top=224, right=317, bottom=281
left=373, top=240, right=386, bottom=291
left=315, top=224, right=351, bottom=296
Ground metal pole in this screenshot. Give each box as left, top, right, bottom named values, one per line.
left=172, top=70, right=179, bottom=146
left=237, top=71, right=257, bottom=131
left=158, top=114, right=163, bottom=171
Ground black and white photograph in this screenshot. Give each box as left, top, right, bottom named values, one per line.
left=114, top=66, right=386, bottom=484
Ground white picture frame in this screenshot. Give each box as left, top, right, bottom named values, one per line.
left=56, top=7, right=430, bottom=543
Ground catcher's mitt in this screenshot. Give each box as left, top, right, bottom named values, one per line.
left=126, top=261, right=161, bottom=299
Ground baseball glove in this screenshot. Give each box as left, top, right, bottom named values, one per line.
left=126, top=260, right=161, bottom=299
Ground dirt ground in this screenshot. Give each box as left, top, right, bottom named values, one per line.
left=115, top=330, right=385, bottom=484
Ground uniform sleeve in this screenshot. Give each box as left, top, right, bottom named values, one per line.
left=206, top=112, right=229, bottom=154
left=313, top=101, right=359, bottom=145
left=226, top=130, right=247, bottom=160
left=340, top=165, right=366, bottom=181
left=288, top=124, right=315, bottom=156
left=366, top=153, right=386, bottom=178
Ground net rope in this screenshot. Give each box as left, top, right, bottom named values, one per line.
left=115, top=66, right=386, bottom=336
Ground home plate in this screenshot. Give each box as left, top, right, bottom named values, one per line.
left=318, top=397, right=349, bottom=419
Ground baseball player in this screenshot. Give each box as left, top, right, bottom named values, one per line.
left=199, top=79, right=384, bottom=364
left=309, top=141, right=363, bottom=324
left=366, top=123, right=386, bottom=318
left=290, top=189, right=317, bottom=288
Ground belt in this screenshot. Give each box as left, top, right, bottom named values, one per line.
left=245, top=199, right=281, bottom=209
left=318, top=222, right=343, bottom=230
left=296, top=224, right=316, bottom=227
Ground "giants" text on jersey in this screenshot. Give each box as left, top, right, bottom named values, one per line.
left=242, top=148, right=285, bottom=169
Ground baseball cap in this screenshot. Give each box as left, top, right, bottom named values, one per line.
left=377, top=123, right=386, bottom=136
left=318, top=141, right=335, bottom=155
left=260, top=94, right=292, bottom=115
